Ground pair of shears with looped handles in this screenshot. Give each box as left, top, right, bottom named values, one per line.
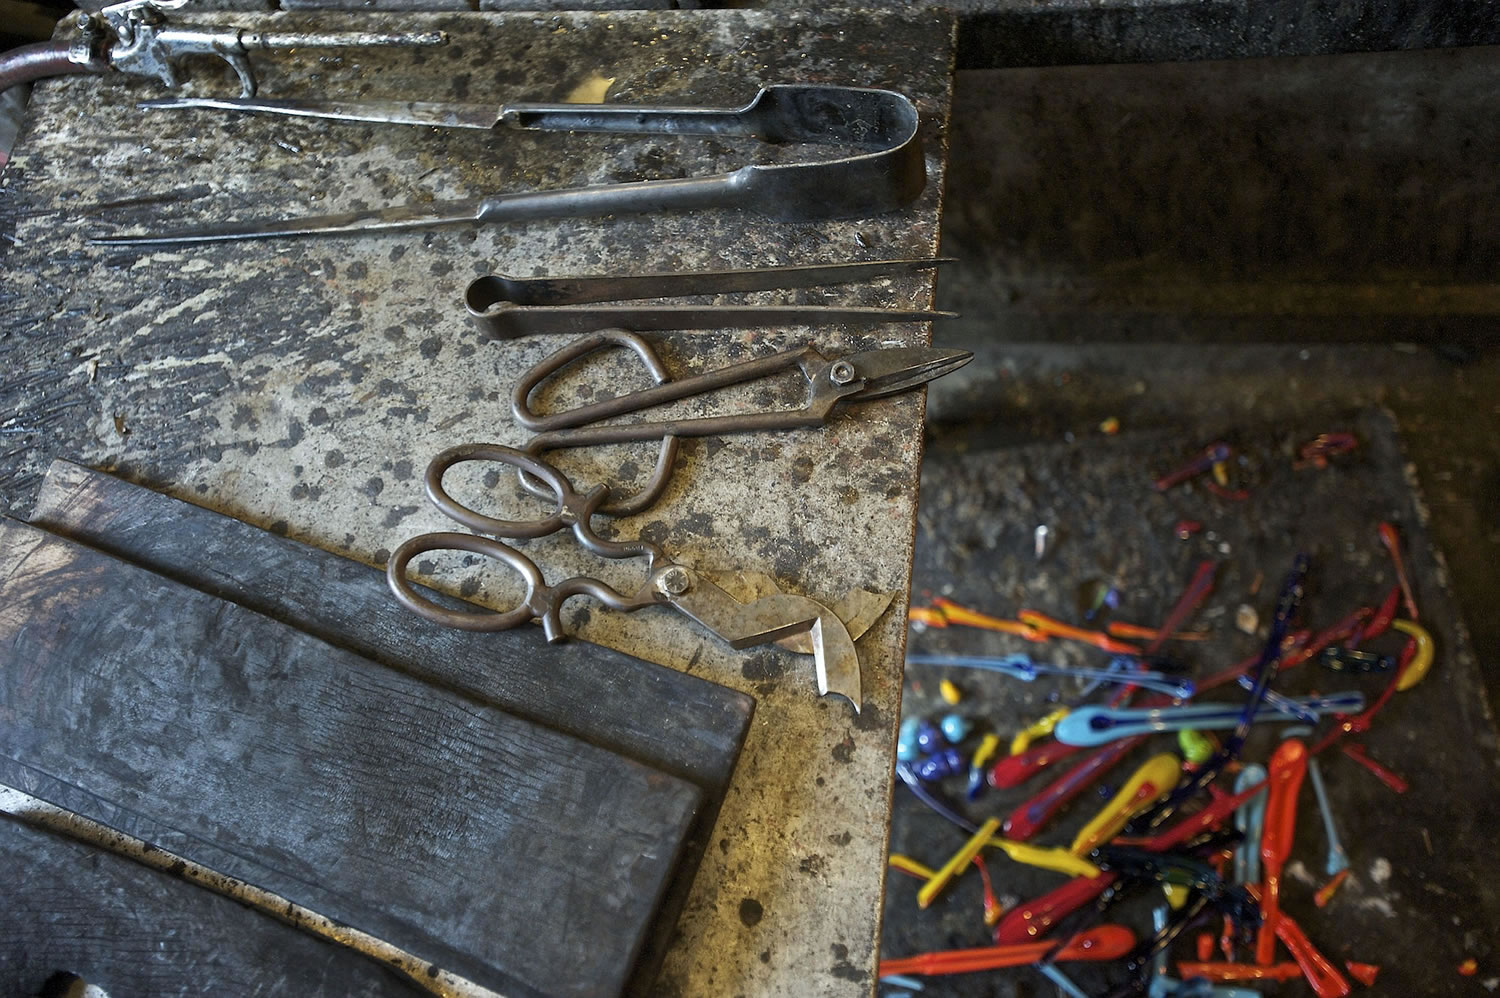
left=386, top=329, right=972, bottom=712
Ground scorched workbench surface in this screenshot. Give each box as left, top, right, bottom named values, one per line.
left=0, top=7, right=958, bottom=997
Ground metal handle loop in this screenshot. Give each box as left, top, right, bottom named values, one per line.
left=420, top=441, right=670, bottom=616
left=511, top=328, right=678, bottom=517
left=512, top=328, right=670, bottom=432
left=425, top=441, right=601, bottom=538
left=386, top=531, right=545, bottom=633
left=522, top=431, right=678, bottom=519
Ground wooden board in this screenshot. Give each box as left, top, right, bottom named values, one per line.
left=28, top=458, right=754, bottom=995
left=0, top=820, right=415, bottom=997
left=29, top=459, right=754, bottom=795
left=0, top=517, right=702, bottom=998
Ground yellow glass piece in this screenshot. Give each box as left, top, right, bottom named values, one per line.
left=908, top=607, right=947, bottom=627
left=940, top=679, right=962, bottom=705
left=1164, top=882, right=1190, bottom=909
left=888, top=854, right=937, bottom=879
left=970, top=733, right=1001, bottom=773
left=919, top=817, right=1001, bottom=909
left=1391, top=619, right=1435, bottom=691
left=1069, top=753, right=1182, bottom=856
left=1010, top=707, right=1070, bottom=755
left=988, top=838, right=1102, bottom=879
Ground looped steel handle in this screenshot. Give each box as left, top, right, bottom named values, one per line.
left=392, top=442, right=669, bottom=638
left=512, top=329, right=668, bottom=431
left=386, top=531, right=546, bottom=633
left=511, top=329, right=679, bottom=517
left=425, top=441, right=605, bottom=538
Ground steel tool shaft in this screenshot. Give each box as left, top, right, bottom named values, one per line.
left=91, top=85, right=925, bottom=246
left=466, top=258, right=956, bottom=339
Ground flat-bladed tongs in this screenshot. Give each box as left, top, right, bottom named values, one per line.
left=90, top=84, right=925, bottom=247
left=465, top=257, right=956, bottom=339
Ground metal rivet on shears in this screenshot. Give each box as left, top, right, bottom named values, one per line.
left=659, top=567, right=692, bottom=596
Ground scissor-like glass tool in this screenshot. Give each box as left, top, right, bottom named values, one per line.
left=388, top=333, right=971, bottom=710
left=510, top=327, right=972, bottom=515
left=389, top=444, right=868, bottom=710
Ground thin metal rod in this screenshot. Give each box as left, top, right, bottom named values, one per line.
left=91, top=85, right=926, bottom=245
left=90, top=174, right=740, bottom=246
left=473, top=304, right=952, bottom=340
left=468, top=258, right=955, bottom=308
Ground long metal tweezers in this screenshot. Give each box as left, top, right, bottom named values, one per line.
left=89, top=84, right=925, bottom=247
left=465, top=258, right=955, bottom=339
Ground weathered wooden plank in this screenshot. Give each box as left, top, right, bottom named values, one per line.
left=0, top=517, right=701, bottom=998
left=1, top=820, right=414, bottom=998
left=29, top=458, right=754, bottom=995
left=29, top=459, right=754, bottom=795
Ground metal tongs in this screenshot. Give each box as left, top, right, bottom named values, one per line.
left=90, top=84, right=925, bottom=246
left=465, top=258, right=955, bottom=339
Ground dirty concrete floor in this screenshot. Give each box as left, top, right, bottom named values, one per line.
left=926, top=48, right=1500, bottom=702
left=887, top=46, right=1500, bottom=991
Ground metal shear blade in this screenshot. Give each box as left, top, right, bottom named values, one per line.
left=666, top=576, right=862, bottom=711
left=509, top=329, right=972, bottom=516
left=836, top=346, right=973, bottom=400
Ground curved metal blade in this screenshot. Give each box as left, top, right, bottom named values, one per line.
left=777, top=588, right=894, bottom=654
left=841, top=347, right=974, bottom=401
left=666, top=574, right=862, bottom=712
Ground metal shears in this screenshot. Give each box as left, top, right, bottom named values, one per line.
left=508, top=327, right=972, bottom=515
left=386, top=331, right=971, bottom=711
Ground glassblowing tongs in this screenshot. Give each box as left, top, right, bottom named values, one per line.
left=90, top=84, right=926, bottom=246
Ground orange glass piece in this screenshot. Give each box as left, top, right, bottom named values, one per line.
left=1314, top=869, right=1351, bottom=907
left=908, top=606, right=948, bottom=627
left=931, top=598, right=1048, bottom=641
left=1257, top=739, right=1308, bottom=965
left=1107, top=621, right=1210, bottom=641
left=879, top=924, right=1135, bottom=977
left=1017, top=609, right=1141, bottom=654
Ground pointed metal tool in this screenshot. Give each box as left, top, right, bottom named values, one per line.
left=91, top=84, right=925, bottom=247
left=465, top=258, right=957, bottom=339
